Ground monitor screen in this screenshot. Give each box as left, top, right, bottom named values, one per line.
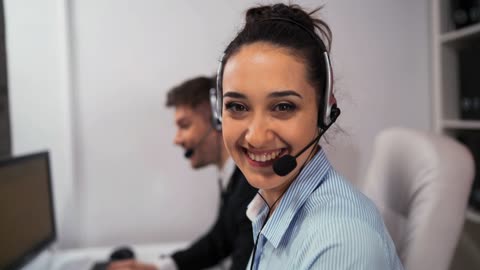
left=0, top=152, right=56, bottom=270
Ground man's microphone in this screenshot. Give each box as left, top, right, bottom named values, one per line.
left=184, top=149, right=195, bottom=158
left=272, top=106, right=340, bottom=176
left=184, top=127, right=213, bottom=158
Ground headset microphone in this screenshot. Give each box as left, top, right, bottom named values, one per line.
left=183, top=127, right=213, bottom=159
left=272, top=133, right=321, bottom=176
left=272, top=105, right=340, bottom=176
left=184, top=149, right=194, bottom=158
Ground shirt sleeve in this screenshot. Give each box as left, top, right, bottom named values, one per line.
left=152, top=256, right=178, bottom=270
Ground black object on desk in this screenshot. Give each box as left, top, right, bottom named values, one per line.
left=90, top=246, right=135, bottom=270
left=91, top=262, right=109, bottom=270
left=109, top=247, right=135, bottom=261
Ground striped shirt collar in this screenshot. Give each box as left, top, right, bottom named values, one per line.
left=246, top=148, right=331, bottom=248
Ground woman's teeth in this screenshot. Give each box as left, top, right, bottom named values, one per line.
left=247, top=150, right=282, bottom=162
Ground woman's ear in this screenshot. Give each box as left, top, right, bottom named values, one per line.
left=329, top=94, right=337, bottom=106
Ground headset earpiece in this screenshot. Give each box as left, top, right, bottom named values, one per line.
left=209, top=87, right=222, bottom=131
left=330, top=104, right=341, bottom=121
left=214, top=54, right=225, bottom=126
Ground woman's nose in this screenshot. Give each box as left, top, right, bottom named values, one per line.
left=244, top=113, right=274, bottom=148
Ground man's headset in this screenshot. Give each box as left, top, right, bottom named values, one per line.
left=212, top=17, right=341, bottom=176
left=184, top=81, right=222, bottom=159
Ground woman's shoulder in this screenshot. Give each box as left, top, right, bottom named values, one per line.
left=303, top=169, right=386, bottom=234
left=291, top=205, right=401, bottom=269
left=285, top=169, right=403, bottom=269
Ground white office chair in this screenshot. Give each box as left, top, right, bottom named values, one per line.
left=362, top=127, right=475, bottom=270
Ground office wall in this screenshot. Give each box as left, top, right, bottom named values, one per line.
left=4, top=0, right=78, bottom=247
left=6, top=0, right=430, bottom=248
left=321, top=0, right=431, bottom=184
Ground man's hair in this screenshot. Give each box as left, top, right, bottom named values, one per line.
left=166, top=76, right=215, bottom=108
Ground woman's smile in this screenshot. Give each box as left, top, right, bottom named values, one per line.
left=241, top=147, right=289, bottom=168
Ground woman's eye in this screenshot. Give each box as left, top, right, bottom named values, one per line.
left=274, top=103, right=296, bottom=112
left=225, top=102, right=248, bottom=112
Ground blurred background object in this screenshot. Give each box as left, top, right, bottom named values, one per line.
left=362, top=127, right=474, bottom=270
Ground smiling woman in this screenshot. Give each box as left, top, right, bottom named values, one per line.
left=222, top=42, right=319, bottom=200
left=214, top=3, right=404, bottom=270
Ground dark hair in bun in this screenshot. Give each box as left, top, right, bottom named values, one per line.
left=220, top=3, right=333, bottom=102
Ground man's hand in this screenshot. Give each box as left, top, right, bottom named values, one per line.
left=107, top=259, right=157, bottom=270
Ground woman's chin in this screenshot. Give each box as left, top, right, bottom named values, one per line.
left=244, top=173, right=281, bottom=191
left=233, top=153, right=288, bottom=190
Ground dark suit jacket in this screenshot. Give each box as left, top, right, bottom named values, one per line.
left=171, top=168, right=257, bottom=270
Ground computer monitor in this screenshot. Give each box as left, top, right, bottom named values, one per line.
left=0, top=152, right=56, bottom=270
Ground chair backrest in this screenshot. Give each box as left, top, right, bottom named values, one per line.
left=362, top=127, right=474, bottom=270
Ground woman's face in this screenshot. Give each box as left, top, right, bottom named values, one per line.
left=222, top=42, right=319, bottom=197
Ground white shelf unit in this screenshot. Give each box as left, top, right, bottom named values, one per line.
left=433, top=1, right=480, bottom=133
left=432, top=0, right=480, bottom=207
left=433, top=1, right=480, bottom=269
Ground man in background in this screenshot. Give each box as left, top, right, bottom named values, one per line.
left=108, top=76, right=257, bottom=270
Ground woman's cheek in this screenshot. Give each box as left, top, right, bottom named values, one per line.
left=222, top=119, right=239, bottom=155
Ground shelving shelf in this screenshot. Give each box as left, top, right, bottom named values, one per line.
left=441, top=22, right=480, bottom=45
left=443, top=120, right=480, bottom=130
left=467, top=208, right=480, bottom=224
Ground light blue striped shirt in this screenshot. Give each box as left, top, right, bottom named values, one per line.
left=246, top=149, right=403, bottom=270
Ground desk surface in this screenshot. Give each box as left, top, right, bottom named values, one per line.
left=48, top=242, right=189, bottom=270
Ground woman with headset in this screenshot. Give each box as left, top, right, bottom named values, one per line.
left=215, top=3, right=403, bottom=270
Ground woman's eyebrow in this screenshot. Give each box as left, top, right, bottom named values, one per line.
left=268, top=90, right=302, bottom=99
left=223, top=91, right=247, bottom=99
left=223, top=90, right=302, bottom=99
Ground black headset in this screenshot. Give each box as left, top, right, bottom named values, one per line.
left=209, top=86, right=222, bottom=131
left=213, top=17, right=341, bottom=131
